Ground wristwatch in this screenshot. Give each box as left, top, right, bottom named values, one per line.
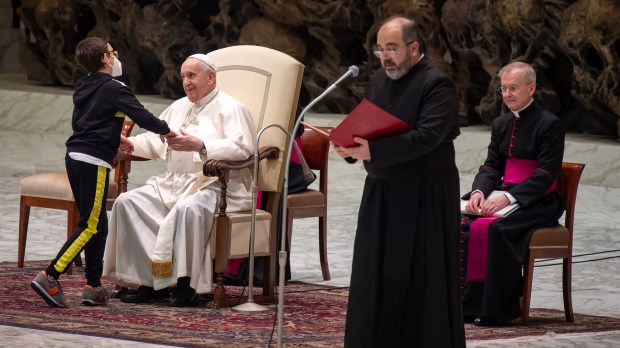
left=200, top=145, right=207, bottom=155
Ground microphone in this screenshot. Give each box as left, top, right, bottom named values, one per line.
left=331, top=65, right=359, bottom=87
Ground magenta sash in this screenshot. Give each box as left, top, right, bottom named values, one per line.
left=466, top=216, right=499, bottom=281
left=504, top=157, right=557, bottom=193
left=290, top=136, right=303, bottom=164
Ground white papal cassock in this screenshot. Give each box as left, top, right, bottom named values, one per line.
left=102, top=87, right=256, bottom=293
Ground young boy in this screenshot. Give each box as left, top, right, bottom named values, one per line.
left=31, top=37, right=176, bottom=307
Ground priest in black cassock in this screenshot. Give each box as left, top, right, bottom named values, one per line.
left=333, top=16, right=465, bottom=347
left=460, top=62, right=565, bottom=326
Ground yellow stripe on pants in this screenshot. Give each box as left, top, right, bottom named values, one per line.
left=54, top=166, right=106, bottom=273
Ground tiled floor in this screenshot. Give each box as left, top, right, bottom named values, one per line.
left=1, top=75, right=619, bottom=346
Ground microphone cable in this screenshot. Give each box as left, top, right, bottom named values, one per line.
left=534, top=248, right=620, bottom=267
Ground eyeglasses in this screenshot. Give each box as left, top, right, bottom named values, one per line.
left=108, top=50, right=118, bottom=58
left=373, top=41, right=414, bottom=58
left=497, top=82, right=534, bottom=94
left=497, top=85, right=520, bottom=94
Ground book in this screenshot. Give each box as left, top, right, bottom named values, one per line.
left=460, top=190, right=520, bottom=217
left=305, top=98, right=413, bottom=147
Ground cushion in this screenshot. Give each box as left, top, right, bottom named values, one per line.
left=212, top=209, right=272, bottom=258
left=287, top=189, right=324, bottom=208
left=21, top=172, right=118, bottom=201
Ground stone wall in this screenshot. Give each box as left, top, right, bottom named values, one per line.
left=0, top=0, right=24, bottom=73
left=9, top=0, right=620, bottom=139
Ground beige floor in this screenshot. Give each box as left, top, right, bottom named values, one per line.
left=1, top=75, right=619, bottom=347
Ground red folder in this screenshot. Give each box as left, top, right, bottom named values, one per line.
left=327, top=98, right=413, bottom=147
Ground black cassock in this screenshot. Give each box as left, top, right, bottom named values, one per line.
left=460, top=101, right=565, bottom=322
left=344, top=57, right=465, bottom=347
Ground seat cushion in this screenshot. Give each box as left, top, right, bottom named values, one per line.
left=287, top=189, right=324, bottom=208
left=530, top=225, right=569, bottom=247
left=212, top=209, right=272, bottom=258
left=20, top=172, right=118, bottom=201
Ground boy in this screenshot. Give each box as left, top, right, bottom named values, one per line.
left=31, top=37, right=176, bottom=307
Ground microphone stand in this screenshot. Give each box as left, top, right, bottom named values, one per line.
left=232, top=124, right=292, bottom=313
left=228, top=64, right=359, bottom=338
left=276, top=66, right=358, bottom=347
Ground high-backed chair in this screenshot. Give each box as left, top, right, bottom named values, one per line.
left=286, top=124, right=333, bottom=280
left=202, top=45, right=304, bottom=307
left=521, top=161, right=585, bottom=324
left=18, top=121, right=135, bottom=274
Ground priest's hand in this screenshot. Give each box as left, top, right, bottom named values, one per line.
left=465, top=191, right=484, bottom=215
left=479, top=193, right=510, bottom=217
left=166, top=130, right=203, bottom=152
left=332, top=142, right=350, bottom=159
left=341, top=137, right=371, bottom=161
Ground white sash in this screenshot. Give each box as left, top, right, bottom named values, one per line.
left=150, top=174, right=217, bottom=289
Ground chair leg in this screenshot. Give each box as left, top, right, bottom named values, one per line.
left=563, top=257, right=575, bottom=322
left=263, top=254, right=275, bottom=298
left=521, top=253, right=535, bottom=324
left=318, top=215, right=330, bottom=281
left=207, top=272, right=227, bottom=309
left=18, top=198, right=31, bottom=268
left=286, top=213, right=294, bottom=261
left=208, top=217, right=230, bottom=309
left=68, top=204, right=83, bottom=267
left=66, top=204, right=80, bottom=274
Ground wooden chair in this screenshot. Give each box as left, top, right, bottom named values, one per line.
left=521, top=161, right=585, bottom=324
left=286, top=124, right=333, bottom=280
left=18, top=121, right=135, bottom=274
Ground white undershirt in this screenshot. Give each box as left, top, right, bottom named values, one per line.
left=68, top=152, right=112, bottom=169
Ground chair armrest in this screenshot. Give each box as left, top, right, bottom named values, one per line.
left=112, top=152, right=151, bottom=194
left=203, top=146, right=279, bottom=217
left=202, top=146, right=280, bottom=177
left=113, top=152, right=150, bottom=164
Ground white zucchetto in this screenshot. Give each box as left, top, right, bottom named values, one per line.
left=189, top=53, right=217, bottom=72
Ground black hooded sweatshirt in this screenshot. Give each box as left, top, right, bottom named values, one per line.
left=66, top=72, right=170, bottom=165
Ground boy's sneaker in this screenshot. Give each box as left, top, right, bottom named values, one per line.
left=31, top=271, right=67, bottom=308
left=82, top=285, right=109, bottom=306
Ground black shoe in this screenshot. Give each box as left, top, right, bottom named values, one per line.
left=473, top=317, right=502, bottom=327
left=167, top=277, right=198, bottom=307
left=168, top=291, right=198, bottom=307
left=152, top=288, right=171, bottom=300
left=120, top=285, right=154, bottom=304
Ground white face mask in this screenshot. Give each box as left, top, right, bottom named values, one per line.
left=107, top=57, right=122, bottom=77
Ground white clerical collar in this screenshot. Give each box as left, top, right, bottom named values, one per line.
left=512, top=98, right=534, bottom=118
left=416, top=53, right=425, bottom=64
left=194, top=87, right=220, bottom=108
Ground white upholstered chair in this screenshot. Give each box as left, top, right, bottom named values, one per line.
left=203, top=45, right=304, bottom=307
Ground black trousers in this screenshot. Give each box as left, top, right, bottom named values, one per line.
left=46, top=155, right=110, bottom=287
